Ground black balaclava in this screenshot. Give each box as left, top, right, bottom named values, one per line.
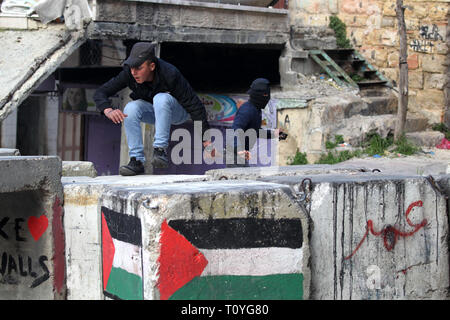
left=248, top=78, right=271, bottom=109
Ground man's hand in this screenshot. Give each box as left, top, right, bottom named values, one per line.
left=237, top=150, right=251, bottom=160
left=203, top=140, right=217, bottom=158
left=104, top=108, right=127, bottom=124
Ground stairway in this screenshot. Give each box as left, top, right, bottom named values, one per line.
left=310, top=48, right=390, bottom=90
left=308, top=49, right=439, bottom=150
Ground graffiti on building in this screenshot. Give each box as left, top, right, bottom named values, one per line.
left=410, top=39, right=434, bottom=53
left=0, top=214, right=50, bottom=288
left=101, top=206, right=144, bottom=300
left=344, top=200, right=427, bottom=260
left=410, top=24, right=444, bottom=53
left=419, top=24, right=443, bottom=41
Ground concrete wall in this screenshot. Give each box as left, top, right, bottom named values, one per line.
left=88, top=0, right=289, bottom=44
left=1, top=156, right=447, bottom=300
left=255, top=173, right=449, bottom=299
left=98, top=180, right=310, bottom=300
left=0, top=156, right=65, bottom=299
left=62, top=174, right=207, bottom=300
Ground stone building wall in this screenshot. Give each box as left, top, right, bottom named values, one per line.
left=291, top=0, right=449, bottom=127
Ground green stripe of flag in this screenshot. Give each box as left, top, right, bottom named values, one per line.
left=169, top=274, right=303, bottom=300
left=105, top=267, right=143, bottom=300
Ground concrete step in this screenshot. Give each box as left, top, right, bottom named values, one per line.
left=405, top=131, right=445, bottom=148
left=361, top=95, right=397, bottom=116
left=404, top=115, right=431, bottom=132
left=359, top=85, right=393, bottom=97
left=335, top=114, right=431, bottom=147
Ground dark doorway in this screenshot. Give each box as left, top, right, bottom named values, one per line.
left=16, top=95, right=48, bottom=156
left=159, top=42, right=282, bottom=93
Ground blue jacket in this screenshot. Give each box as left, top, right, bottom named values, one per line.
left=232, top=101, right=272, bottom=151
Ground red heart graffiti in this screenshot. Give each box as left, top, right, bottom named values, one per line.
left=28, top=215, right=49, bottom=241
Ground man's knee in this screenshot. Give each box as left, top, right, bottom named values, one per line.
left=153, top=93, right=174, bottom=111
left=123, top=100, right=142, bottom=118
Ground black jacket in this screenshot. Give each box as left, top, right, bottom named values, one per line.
left=93, top=58, right=210, bottom=137
left=232, top=101, right=273, bottom=151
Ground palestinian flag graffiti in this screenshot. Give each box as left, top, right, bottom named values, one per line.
left=158, top=218, right=304, bottom=300
left=101, top=206, right=304, bottom=300
left=101, top=207, right=143, bottom=300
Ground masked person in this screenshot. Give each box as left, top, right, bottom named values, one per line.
left=226, top=78, right=283, bottom=167
left=94, top=42, right=212, bottom=175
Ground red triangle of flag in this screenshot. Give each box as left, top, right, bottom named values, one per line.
left=101, top=212, right=115, bottom=291
left=157, top=219, right=208, bottom=300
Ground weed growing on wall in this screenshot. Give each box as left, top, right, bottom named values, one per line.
left=288, top=133, right=421, bottom=166
left=432, top=123, right=450, bottom=140
left=329, top=16, right=352, bottom=49
left=392, top=135, right=419, bottom=155
left=363, top=133, right=393, bottom=156
left=287, top=149, right=308, bottom=165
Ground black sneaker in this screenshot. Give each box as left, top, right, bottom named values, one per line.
left=152, top=147, right=169, bottom=168
left=119, top=157, right=145, bottom=176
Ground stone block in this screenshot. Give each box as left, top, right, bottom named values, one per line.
left=379, top=67, right=399, bottom=83
left=0, top=156, right=65, bottom=299
left=405, top=131, right=444, bottom=147
left=62, top=161, right=97, bottom=178
left=382, top=0, right=397, bottom=17
left=99, top=180, right=311, bottom=300
left=387, top=51, right=399, bottom=67
left=428, top=4, right=448, bottom=20
left=62, top=174, right=208, bottom=300
left=422, top=54, right=447, bottom=73
left=205, top=164, right=369, bottom=180
left=407, top=53, right=420, bottom=70
left=0, top=148, right=20, bottom=156
left=416, top=88, right=445, bottom=107
left=424, top=72, right=446, bottom=90
left=257, top=174, right=449, bottom=300
left=381, top=16, right=396, bottom=28
left=408, top=70, right=424, bottom=89
left=95, top=0, right=137, bottom=22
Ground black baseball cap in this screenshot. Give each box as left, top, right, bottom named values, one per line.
left=123, top=42, right=156, bottom=67
left=247, top=78, right=270, bottom=95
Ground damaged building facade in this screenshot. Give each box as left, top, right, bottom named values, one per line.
left=0, top=0, right=449, bottom=174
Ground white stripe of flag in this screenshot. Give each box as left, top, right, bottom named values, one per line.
left=200, top=247, right=303, bottom=276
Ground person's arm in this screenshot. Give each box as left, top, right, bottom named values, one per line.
left=232, top=107, right=252, bottom=152
left=93, top=70, right=129, bottom=124
left=93, top=69, right=129, bottom=113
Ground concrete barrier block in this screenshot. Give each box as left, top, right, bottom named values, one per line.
left=62, top=174, right=208, bottom=300
left=205, top=163, right=370, bottom=180
left=62, top=161, right=97, bottom=177
left=0, top=148, right=20, bottom=156
left=258, top=173, right=449, bottom=300
left=0, top=156, right=64, bottom=299
left=99, top=180, right=310, bottom=300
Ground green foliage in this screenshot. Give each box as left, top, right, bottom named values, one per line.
left=350, top=74, right=364, bottom=82
left=329, top=16, right=352, bottom=49
left=432, top=123, right=450, bottom=140
left=325, top=135, right=344, bottom=149
left=392, top=135, right=419, bottom=155
left=287, top=149, right=308, bottom=165
left=364, top=133, right=393, bottom=156
left=288, top=132, right=420, bottom=166
left=315, top=149, right=362, bottom=164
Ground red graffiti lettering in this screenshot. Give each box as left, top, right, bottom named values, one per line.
left=344, top=201, right=427, bottom=260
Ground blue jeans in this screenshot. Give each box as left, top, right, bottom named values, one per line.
left=123, top=93, right=190, bottom=162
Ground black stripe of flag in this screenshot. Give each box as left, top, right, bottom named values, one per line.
left=168, top=218, right=302, bottom=249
